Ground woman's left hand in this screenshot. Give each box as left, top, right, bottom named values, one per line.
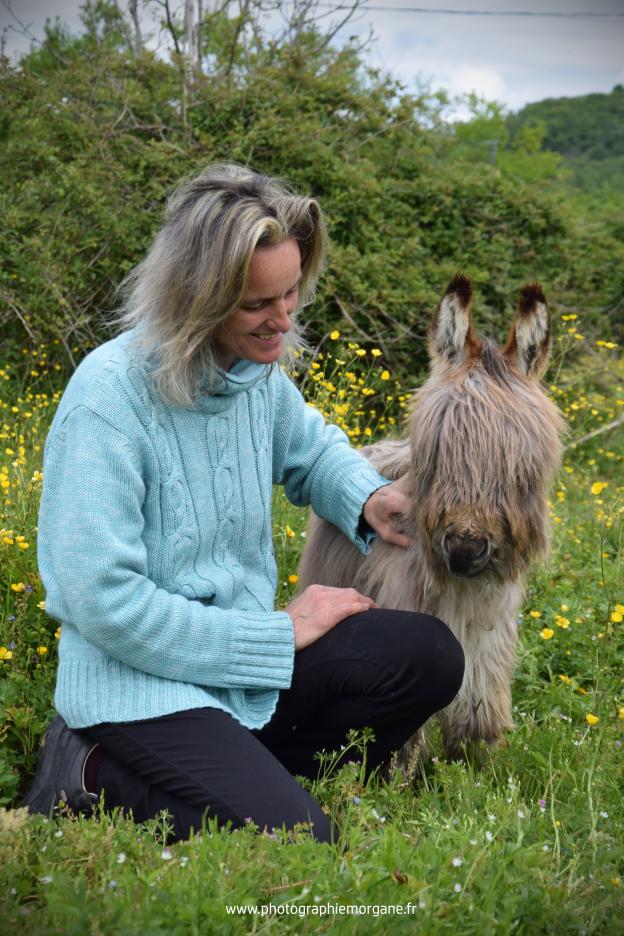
left=363, top=475, right=413, bottom=548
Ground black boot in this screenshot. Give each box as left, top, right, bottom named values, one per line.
left=21, top=714, right=99, bottom=817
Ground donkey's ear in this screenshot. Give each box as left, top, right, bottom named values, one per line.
left=503, top=283, right=551, bottom=379
left=430, top=273, right=481, bottom=365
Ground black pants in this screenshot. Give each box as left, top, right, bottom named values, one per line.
left=85, top=610, right=464, bottom=844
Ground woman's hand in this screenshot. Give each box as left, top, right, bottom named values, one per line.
left=286, top=584, right=377, bottom=650
left=362, top=475, right=413, bottom=548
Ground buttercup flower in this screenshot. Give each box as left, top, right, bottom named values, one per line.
left=586, top=713, right=599, bottom=726
left=540, top=628, right=554, bottom=640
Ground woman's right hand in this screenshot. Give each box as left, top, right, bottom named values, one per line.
left=286, top=584, right=378, bottom=650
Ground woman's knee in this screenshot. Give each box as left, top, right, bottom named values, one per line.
left=374, top=609, right=465, bottom=708
left=413, top=613, right=465, bottom=707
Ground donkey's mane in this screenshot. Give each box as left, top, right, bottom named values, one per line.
left=410, top=339, right=563, bottom=504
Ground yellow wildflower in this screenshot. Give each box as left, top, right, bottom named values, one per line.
left=330, top=330, right=340, bottom=340
left=37, top=646, right=48, bottom=656
left=287, top=574, right=299, bottom=584
left=10, top=582, right=26, bottom=592
left=381, top=370, right=390, bottom=381
left=617, top=707, right=624, bottom=720
left=591, top=482, right=607, bottom=495
left=285, top=525, right=296, bottom=538
left=355, top=349, right=366, bottom=357
left=610, top=611, right=623, bottom=623
left=529, top=610, right=542, bottom=619
left=54, top=627, right=61, bottom=639
left=585, top=713, right=599, bottom=726
left=0, top=647, right=13, bottom=661
left=371, top=349, right=382, bottom=358
left=540, top=628, right=554, bottom=640
left=558, top=674, right=571, bottom=684
left=555, top=616, right=570, bottom=629
left=37, top=600, right=45, bottom=610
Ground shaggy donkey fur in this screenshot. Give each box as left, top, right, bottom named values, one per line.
left=297, top=274, right=566, bottom=763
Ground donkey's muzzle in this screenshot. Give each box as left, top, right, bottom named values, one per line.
left=442, top=531, right=490, bottom=577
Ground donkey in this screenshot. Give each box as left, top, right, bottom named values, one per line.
left=297, top=274, right=566, bottom=763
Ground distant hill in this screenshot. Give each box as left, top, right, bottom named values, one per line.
left=508, top=85, right=624, bottom=194
left=509, top=85, right=624, bottom=160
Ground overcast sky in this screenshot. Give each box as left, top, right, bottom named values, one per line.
left=1, top=0, right=623, bottom=113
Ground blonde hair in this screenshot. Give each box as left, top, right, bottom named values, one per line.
left=113, top=163, right=327, bottom=407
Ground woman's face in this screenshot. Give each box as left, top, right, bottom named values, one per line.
left=214, top=238, right=302, bottom=370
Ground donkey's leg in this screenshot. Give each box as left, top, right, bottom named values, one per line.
left=439, top=622, right=517, bottom=760
left=390, top=725, right=429, bottom=779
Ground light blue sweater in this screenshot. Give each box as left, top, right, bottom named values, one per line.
left=38, top=331, right=390, bottom=730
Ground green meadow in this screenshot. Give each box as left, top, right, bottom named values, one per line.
left=1, top=332, right=622, bottom=934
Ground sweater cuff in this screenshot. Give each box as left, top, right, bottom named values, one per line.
left=225, top=611, right=295, bottom=689
left=340, top=470, right=393, bottom=554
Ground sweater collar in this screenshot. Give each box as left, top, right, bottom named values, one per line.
left=192, top=359, right=271, bottom=413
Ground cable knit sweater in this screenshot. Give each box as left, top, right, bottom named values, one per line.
left=38, top=330, right=390, bottom=730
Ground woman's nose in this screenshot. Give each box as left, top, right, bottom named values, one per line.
left=270, top=298, right=293, bottom=330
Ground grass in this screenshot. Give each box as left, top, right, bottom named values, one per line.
left=1, top=324, right=623, bottom=934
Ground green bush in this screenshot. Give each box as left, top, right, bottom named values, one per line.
left=2, top=9, right=622, bottom=383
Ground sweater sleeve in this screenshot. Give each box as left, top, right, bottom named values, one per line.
left=37, top=405, right=294, bottom=690
left=271, top=369, right=391, bottom=553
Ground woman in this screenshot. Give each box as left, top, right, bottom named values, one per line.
left=23, top=164, right=464, bottom=845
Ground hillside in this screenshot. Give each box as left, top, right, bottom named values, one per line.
left=508, top=85, right=624, bottom=193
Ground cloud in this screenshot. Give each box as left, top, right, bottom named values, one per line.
left=448, top=65, right=507, bottom=101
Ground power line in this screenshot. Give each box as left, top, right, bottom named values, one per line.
left=326, top=5, right=624, bottom=17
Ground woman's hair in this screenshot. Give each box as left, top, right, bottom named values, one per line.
left=112, top=163, right=327, bottom=407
